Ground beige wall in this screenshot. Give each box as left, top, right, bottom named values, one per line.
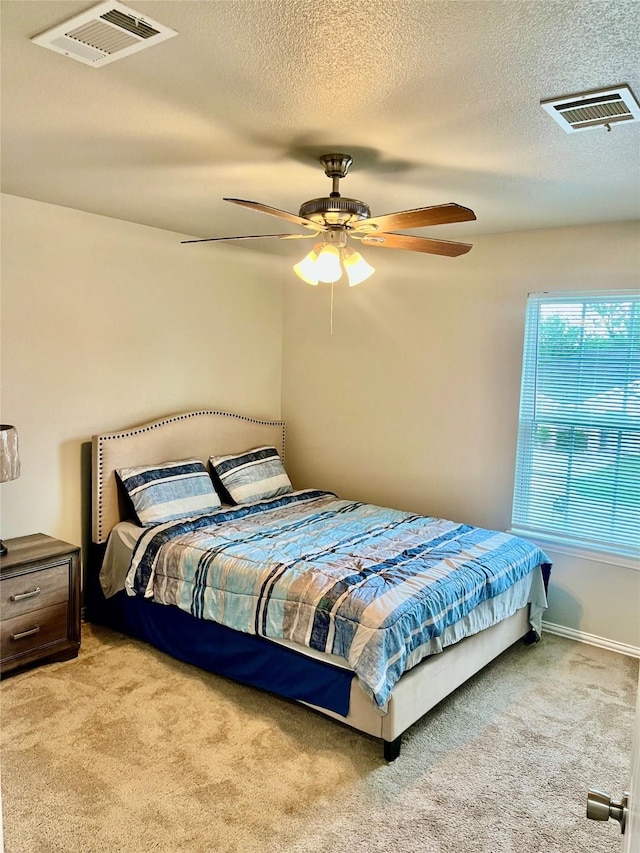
left=2, top=198, right=638, bottom=648
left=281, top=221, right=640, bottom=648
left=0, top=194, right=284, bottom=552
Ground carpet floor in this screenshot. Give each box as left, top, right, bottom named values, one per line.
left=1, top=624, right=637, bottom=853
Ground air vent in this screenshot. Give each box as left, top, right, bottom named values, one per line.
left=31, top=1, right=177, bottom=67
left=541, top=85, right=640, bottom=133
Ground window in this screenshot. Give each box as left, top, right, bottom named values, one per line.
left=512, top=291, right=639, bottom=559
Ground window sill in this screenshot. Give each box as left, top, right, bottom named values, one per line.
left=507, top=528, right=640, bottom=572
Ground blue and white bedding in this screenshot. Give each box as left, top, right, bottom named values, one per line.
left=124, top=490, right=549, bottom=709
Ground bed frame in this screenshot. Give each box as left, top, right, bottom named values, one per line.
left=89, top=409, right=537, bottom=760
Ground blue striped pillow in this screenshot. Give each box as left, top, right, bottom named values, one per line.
left=209, top=446, right=292, bottom=505
left=116, top=458, right=221, bottom=527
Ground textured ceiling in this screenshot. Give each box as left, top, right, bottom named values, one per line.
left=1, top=0, right=639, bottom=251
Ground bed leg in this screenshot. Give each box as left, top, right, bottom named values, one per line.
left=523, top=629, right=541, bottom=646
left=383, top=735, right=402, bottom=761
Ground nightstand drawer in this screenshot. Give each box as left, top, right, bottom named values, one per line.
left=0, top=562, right=69, bottom=620
left=1, top=602, right=69, bottom=660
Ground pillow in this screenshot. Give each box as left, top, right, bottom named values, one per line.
left=116, top=458, right=221, bottom=527
left=209, top=446, right=292, bottom=505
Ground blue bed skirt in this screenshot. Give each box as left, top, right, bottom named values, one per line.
left=89, top=587, right=355, bottom=717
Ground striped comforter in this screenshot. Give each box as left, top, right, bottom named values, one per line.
left=125, top=490, right=549, bottom=708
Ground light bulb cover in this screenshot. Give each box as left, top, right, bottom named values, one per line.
left=315, top=244, right=342, bottom=283
left=293, top=246, right=320, bottom=285
left=343, top=248, right=375, bottom=286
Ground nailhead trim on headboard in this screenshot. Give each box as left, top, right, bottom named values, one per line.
left=95, top=410, right=286, bottom=544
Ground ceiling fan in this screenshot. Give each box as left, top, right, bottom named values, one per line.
left=182, top=153, right=476, bottom=286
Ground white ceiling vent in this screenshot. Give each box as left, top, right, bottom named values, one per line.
left=541, top=85, right=640, bottom=133
left=31, top=1, right=177, bottom=67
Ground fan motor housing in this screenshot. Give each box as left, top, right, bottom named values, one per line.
left=298, top=196, right=371, bottom=227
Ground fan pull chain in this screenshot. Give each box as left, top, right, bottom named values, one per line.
left=330, top=281, right=334, bottom=335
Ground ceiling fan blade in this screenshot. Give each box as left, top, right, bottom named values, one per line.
left=224, top=198, right=325, bottom=231
left=354, top=203, right=476, bottom=233
left=358, top=232, right=473, bottom=257
left=181, top=233, right=315, bottom=244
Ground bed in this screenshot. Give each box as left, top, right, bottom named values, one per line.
left=88, top=409, right=550, bottom=760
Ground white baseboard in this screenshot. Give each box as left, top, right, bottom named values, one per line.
left=542, top=620, right=640, bottom=659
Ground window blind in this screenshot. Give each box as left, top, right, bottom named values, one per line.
left=511, top=290, right=640, bottom=559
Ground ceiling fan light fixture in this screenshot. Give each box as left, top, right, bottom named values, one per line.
left=343, top=248, right=375, bottom=286
left=294, top=239, right=376, bottom=287
left=190, top=155, right=476, bottom=280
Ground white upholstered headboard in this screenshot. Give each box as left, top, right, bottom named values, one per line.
left=92, top=410, right=285, bottom=545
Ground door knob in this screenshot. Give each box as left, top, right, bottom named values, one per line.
left=586, top=789, right=629, bottom=834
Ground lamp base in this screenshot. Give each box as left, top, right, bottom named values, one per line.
left=0, top=540, right=7, bottom=556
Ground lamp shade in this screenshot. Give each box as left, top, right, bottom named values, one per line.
left=315, top=245, right=343, bottom=283
left=343, top=249, right=375, bottom=286
left=0, top=425, right=21, bottom=483
left=293, top=246, right=320, bottom=285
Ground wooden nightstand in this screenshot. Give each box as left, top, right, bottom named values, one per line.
left=0, top=534, right=81, bottom=676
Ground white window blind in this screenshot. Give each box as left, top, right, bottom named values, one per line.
left=512, top=290, right=639, bottom=559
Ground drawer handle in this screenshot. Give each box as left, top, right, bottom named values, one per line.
left=10, top=626, right=40, bottom=641
left=10, top=587, right=41, bottom=602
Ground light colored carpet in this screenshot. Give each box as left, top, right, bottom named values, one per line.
left=1, top=624, right=637, bottom=853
